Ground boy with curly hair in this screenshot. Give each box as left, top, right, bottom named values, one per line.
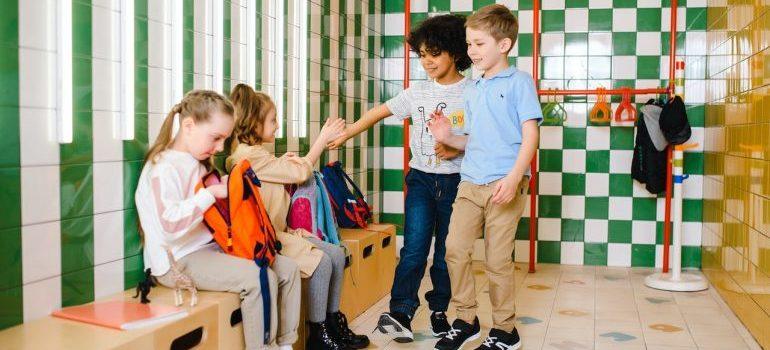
left=328, top=14, right=473, bottom=343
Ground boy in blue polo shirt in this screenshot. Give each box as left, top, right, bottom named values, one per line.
left=429, top=4, right=542, bottom=350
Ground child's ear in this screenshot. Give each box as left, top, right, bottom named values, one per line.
left=498, top=38, right=513, bottom=53
left=181, top=116, right=196, bottom=134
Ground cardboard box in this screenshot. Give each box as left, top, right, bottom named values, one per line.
left=340, top=229, right=380, bottom=315
left=293, top=279, right=309, bottom=350
left=374, top=226, right=397, bottom=300
left=196, top=290, right=244, bottom=350
left=339, top=247, right=359, bottom=319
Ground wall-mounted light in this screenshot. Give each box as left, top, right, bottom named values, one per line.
left=246, top=0, right=257, bottom=88
left=171, top=0, right=184, bottom=105
left=296, top=0, right=308, bottom=137
left=57, top=0, right=73, bottom=144
left=272, top=0, right=284, bottom=138
left=212, top=0, right=224, bottom=93
left=119, top=0, right=135, bottom=140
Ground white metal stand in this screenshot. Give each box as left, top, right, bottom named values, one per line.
left=645, top=145, right=708, bottom=292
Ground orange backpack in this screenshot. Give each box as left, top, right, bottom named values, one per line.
left=195, top=159, right=277, bottom=344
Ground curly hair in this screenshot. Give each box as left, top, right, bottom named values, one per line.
left=406, top=14, right=472, bottom=71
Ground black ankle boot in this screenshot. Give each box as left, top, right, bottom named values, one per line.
left=307, top=321, right=348, bottom=350
left=327, top=311, right=370, bottom=349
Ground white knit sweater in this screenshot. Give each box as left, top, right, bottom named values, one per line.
left=135, top=149, right=216, bottom=276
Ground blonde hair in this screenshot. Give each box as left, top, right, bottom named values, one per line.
left=144, top=90, right=234, bottom=166
left=229, top=83, right=276, bottom=146
left=466, top=4, right=519, bottom=50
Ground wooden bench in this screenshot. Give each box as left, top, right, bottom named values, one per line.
left=0, top=224, right=397, bottom=350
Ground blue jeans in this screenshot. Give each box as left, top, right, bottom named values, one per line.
left=390, top=168, right=460, bottom=317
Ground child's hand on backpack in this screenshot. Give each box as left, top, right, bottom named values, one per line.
left=435, top=142, right=460, bottom=160
left=319, top=117, right=346, bottom=144
left=207, top=175, right=229, bottom=199
left=427, top=111, right=452, bottom=142
left=490, top=174, right=522, bottom=205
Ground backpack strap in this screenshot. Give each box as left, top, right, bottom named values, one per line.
left=314, top=172, right=340, bottom=244
left=254, top=260, right=271, bottom=345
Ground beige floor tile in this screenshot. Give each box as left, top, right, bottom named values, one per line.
left=547, top=314, right=594, bottom=329
left=594, top=343, right=646, bottom=350
left=692, top=334, right=753, bottom=349
left=594, top=309, right=642, bottom=329
left=545, top=326, right=595, bottom=342
left=594, top=326, right=645, bottom=347
left=642, top=327, right=696, bottom=348
left=519, top=336, right=544, bottom=350
left=354, top=262, right=760, bottom=350
left=541, top=338, right=594, bottom=350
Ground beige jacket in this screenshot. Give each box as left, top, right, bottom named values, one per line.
left=226, top=144, right=323, bottom=278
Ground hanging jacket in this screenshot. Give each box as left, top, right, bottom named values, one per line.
left=632, top=99, right=668, bottom=194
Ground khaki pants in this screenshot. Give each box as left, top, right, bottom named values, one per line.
left=445, top=178, right=528, bottom=332
left=157, top=245, right=301, bottom=349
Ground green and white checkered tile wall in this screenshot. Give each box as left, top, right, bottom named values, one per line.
left=0, top=0, right=384, bottom=330
left=378, top=0, right=707, bottom=268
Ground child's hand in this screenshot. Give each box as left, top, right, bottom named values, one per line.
left=435, top=142, right=460, bottom=160
left=427, top=111, right=452, bottom=142
left=282, top=152, right=305, bottom=164
left=207, top=175, right=229, bottom=199
left=327, top=132, right=348, bottom=150
left=319, top=117, right=346, bottom=144
left=490, top=174, right=522, bottom=205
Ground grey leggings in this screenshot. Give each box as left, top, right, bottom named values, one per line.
left=305, top=236, right=345, bottom=322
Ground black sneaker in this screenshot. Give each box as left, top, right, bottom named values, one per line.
left=475, top=328, right=521, bottom=350
left=375, top=312, right=413, bottom=343
left=430, top=311, right=451, bottom=337
left=434, top=317, right=481, bottom=350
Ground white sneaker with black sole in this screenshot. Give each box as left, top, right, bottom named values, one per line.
left=434, top=317, right=481, bottom=350
left=374, top=312, right=413, bottom=343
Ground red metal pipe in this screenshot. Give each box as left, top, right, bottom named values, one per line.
left=538, top=87, right=669, bottom=96
left=528, top=0, right=540, bottom=274
left=662, top=0, right=678, bottom=274
left=668, top=0, right=678, bottom=93
left=403, top=0, right=410, bottom=193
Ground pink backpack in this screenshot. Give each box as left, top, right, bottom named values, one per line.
left=287, top=171, right=340, bottom=244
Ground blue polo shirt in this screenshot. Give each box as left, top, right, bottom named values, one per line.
left=461, top=66, right=543, bottom=185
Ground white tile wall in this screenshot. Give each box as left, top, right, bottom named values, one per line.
left=23, top=276, right=61, bottom=322
left=93, top=211, right=125, bottom=266
left=94, top=260, right=124, bottom=299
left=19, top=0, right=55, bottom=51
left=19, top=108, right=59, bottom=166
left=93, top=162, right=124, bottom=213
left=92, top=111, right=123, bottom=162
left=22, top=221, right=61, bottom=284
left=18, top=49, right=56, bottom=109
left=21, top=166, right=60, bottom=225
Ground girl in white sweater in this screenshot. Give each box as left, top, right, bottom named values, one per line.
left=135, top=90, right=301, bottom=350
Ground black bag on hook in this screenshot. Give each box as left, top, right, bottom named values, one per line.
left=632, top=99, right=668, bottom=194
left=659, top=95, right=691, bottom=145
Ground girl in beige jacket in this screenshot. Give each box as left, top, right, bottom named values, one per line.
left=225, top=84, right=369, bottom=350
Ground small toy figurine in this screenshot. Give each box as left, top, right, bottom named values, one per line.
left=133, top=268, right=156, bottom=304
left=165, top=246, right=198, bottom=307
